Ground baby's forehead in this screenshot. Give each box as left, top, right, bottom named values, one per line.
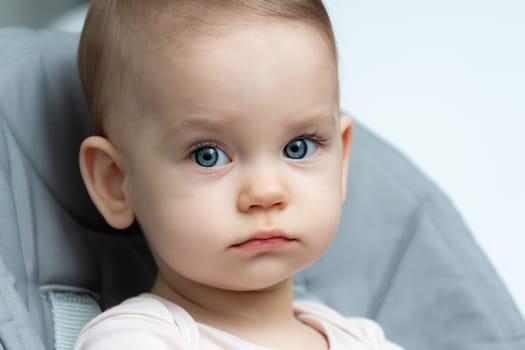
left=138, top=14, right=335, bottom=61
left=139, top=24, right=336, bottom=101
left=92, top=3, right=338, bottom=142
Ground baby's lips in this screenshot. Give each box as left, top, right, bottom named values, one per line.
left=230, top=228, right=296, bottom=248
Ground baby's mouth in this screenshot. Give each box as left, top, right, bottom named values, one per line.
left=230, top=230, right=297, bottom=252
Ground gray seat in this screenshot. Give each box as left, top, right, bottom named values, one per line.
left=0, top=28, right=524, bottom=350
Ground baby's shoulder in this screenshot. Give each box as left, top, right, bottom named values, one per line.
left=74, top=294, right=198, bottom=349
left=294, top=301, right=403, bottom=349
left=82, top=294, right=176, bottom=329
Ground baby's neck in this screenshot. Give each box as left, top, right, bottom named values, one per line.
left=151, top=274, right=329, bottom=349
left=151, top=274, right=296, bottom=329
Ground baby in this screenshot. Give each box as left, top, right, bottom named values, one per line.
left=75, top=0, right=402, bottom=349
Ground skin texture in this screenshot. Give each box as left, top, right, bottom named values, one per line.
left=79, top=18, right=352, bottom=350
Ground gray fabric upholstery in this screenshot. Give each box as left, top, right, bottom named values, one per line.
left=0, top=28, right=155, bottom=350
left=0, top=28, right=524, bottom=349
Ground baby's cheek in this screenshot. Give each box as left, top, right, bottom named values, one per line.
left=304, top=192, right=341, bottom=242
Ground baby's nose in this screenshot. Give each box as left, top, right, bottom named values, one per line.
left=237, top=175, right=290, bottom=212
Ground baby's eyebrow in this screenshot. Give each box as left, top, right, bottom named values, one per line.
left=284, top=112, right=337, bottom=131
left=165, top=114, right=228, bottom=137
left=165, top=111, right=336, bottom=138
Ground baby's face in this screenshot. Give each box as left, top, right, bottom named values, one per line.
left=118, top=19, right=350, bottom=291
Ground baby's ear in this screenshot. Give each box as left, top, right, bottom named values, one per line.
left=339, top=115, right=353, bottom=202
left=79, top=136, right=135, bottom=229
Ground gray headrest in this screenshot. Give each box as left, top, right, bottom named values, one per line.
left=0, top=28, right=111, bottom=231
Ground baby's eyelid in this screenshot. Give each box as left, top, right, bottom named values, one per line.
left=292, top=134, right=327, bottom=149
left=293, top=130, right=325, bottom=142
left=188, top=139, right=221, bottom=153
left=188, top=139, right=232, bottom=156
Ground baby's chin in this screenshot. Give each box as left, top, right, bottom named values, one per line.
left=205, top=264, right=310, bottom=293
left=213, top=277, right=294, bottom=294
left=222, top=252, right=329, bottom=292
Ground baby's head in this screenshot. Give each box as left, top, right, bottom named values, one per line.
left=78, top=0, right=338, bottom=140
left=78, top=0, right=352, bottom=292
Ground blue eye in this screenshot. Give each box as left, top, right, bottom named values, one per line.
left=192, top=146, right=229, bottom=167
left=283, top=138, right=317, bottom=159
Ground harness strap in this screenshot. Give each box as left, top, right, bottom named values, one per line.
left=42, top=288, right=100, bottom=350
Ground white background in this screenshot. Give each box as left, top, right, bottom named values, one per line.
left=324, top=0, right=524, bottom=316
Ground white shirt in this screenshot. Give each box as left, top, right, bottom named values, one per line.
left=75, top=293, right=403, bottom=350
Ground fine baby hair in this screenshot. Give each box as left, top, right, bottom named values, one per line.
left=75, top=0, right=401, bottom=349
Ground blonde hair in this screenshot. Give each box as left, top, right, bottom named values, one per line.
left=78, top=0, right=337, bottom=137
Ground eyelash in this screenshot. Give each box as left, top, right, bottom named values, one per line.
left=292, top=132, right=327, bottom=146
left=187, top=140, right=228, bottom=156
left=186, top=133, right=327, bottom=157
